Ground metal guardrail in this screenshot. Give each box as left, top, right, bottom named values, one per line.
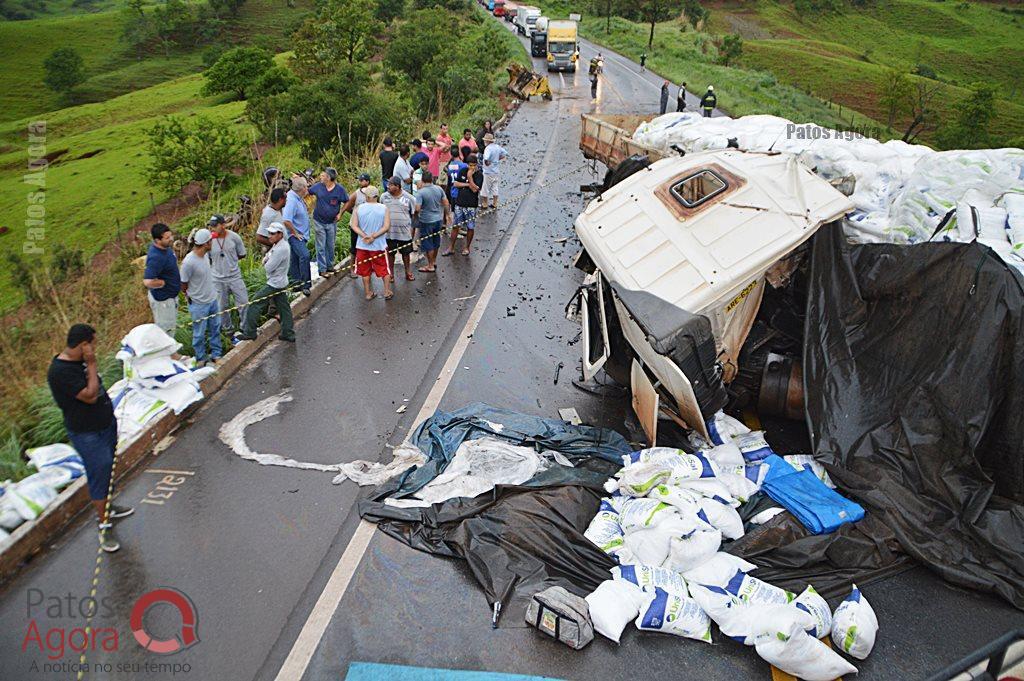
left=925, top=629, right=1024, bottom=681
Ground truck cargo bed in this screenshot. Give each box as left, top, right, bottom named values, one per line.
left=579, top=113, right=663, bottom=167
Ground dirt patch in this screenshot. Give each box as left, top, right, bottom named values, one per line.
left=69, top=148, right=104, bottom=161
left=43, top=148, right=69, bottom=163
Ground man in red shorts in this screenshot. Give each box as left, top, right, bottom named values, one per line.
left=349, top=186, right=394, bottom=301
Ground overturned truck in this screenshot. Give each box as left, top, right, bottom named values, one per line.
left=572, top=112, right=1024, bottom=616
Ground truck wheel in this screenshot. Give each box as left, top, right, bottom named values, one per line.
left=602, top=154, right=652, bottom=192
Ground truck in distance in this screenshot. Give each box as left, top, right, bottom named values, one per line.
left=545, top=19, right=579, bottom=72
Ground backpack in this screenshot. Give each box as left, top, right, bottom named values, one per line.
left=524, top=586, right=594, bottom=650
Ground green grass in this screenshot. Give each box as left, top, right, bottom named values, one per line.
left=0, top=0, right=312, bottom=124
left=535, top=3, right=883, bottom=131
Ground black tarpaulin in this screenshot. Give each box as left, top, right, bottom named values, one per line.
left=804, top=224, right=1024, bottom=608
left=358, top=404, right=628, bottom=624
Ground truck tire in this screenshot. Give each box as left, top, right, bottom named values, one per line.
left=601, top=154, right=651, bottom=193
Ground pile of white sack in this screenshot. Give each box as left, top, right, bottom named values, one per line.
left=583, top=411, right=876, bottom=679
left=0, top=444, right=87, bottom=540
left=631, top=112, right=1024, bottom=271
left=109, top=324, right=214, bottom=446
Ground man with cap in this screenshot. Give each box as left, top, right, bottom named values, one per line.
left=480, top=133, right=507, bottom=210
left=48, top=323, right=133, bottom=553
left=237, top=222, right=295, bottom=343
left=342, top=172, right=374, bottom=277
left=308, top=168, right=349, bottom=277
left=208, top=214, right=248, bottom=333
left=382, top=176, right=416, bottom=282
left=700, top=85, right=717, bottom=118
left=180, top=228, right=222, bottom=366
left=350, top=186, right=393, bottom=301
left=283, top=175, right=313, bottom=295
left=142, top=223, right=181, bottom=336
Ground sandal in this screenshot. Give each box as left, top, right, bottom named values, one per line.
left=441, top=250, right=454, bottom=257
left=365, top=292, right=377, bottom=300
left=406, top=272, right=416, bottom=281
left=418, top=266, right=435, bottom=273
left=461, top=249, right=470, bottom=256
left=384, top=292, right=394, bottom=300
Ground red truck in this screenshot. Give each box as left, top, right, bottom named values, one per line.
left=493, top=0, right=505, bottom=16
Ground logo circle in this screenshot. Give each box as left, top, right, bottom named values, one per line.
left=130, top=587, right=199, bottom=655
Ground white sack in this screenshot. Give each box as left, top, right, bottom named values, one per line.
left=754, top=612, right=858, bottom=681
left=635, top=587, right=713, bottom=643
left=612, top=564, right=688, bottom=595
left=794, top=585, right=832, bottom=639
left=665, top=528, right=722, bottom=572
left=414, top=438, right=543, bottom=504
left=9, top=475, right=59, bottom=521
left=682, top=552, right=757, bottom=588
left=831, top=584, right=879, bottom=660
left=697, top=496, right=745, bottom=539
left=585, top=579, right=647, bottom=644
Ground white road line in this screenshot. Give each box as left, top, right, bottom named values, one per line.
left=273, top=98, right=566, bottom=681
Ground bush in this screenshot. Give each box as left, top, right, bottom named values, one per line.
left=202, top=46, right=274, bottom=99
left=253, top=65, right=300, bottom=97
left=146, top=115, right=246, bottom=191
left=43, top=47, right=86, bottom=95
left=51, top=244, right=85, bottom=283
left=248, top=64, right=412, bottom=160
left=914, top=63, right=938, bottom=80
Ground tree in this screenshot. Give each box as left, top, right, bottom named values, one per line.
left=151, top=0, right=196, bottom=57
left=376, top=0, right=406, bottom=23
left=42, top=47, right=86, bottom=96
left=146, top=115, right=246, bottom=191
left=326, top=0, right=381, bottom=63
left=902, top=79, right=942, bottom=143
left=207, top=0, right=246, bottom=17
left=252, top=64, right=300, bottom=97
left=290, top=0, right=382, bottom=71
left=682, top=0, right=709, bottom=31
left=120, top=0, right=154, bottom=59
left=878, top=68, right=912, bottom=129
left=587, top=0, right=623, bottom=34
left=384, top=9, right=453, bottom=82
left=637, top=0, right=684, bottom=48
left=716, top=34, right=742, bottom=66
left=201, top=46, right=274, bottom=99
left=246, top=64, right=411, bottom=159
left=936, top=82, right=996, bottom=150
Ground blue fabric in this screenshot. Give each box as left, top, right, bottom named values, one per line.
left=761, top=454, right=864, bottom=534
left=288, top=235, right=311, bottom=292
left=67, top=422, right=117, bottom=500
left=283, top=190, right=310, bottom=238
left=409, top=151, right=428, bottom=169
left=346, top=663, right=560, bottom=681
left=418, top=219, right=442, bottom=253
left=355, top=203, right=388, bottom=251
left=143, top=243, right=181, bottom=300
left=308, top=182, right=348, bottom=223
left=188, top=300, right=222, bottom=362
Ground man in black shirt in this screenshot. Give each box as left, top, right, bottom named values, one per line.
left=47, top=324, right=133, bottom=553
left=446, top=153, right=484, bottom=256
left=379, top=138, right=399, bottom=193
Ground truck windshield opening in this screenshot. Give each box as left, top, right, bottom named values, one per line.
left=549, top=41, right=574, bottom=54
left=670, top=169, right=728, bottom=208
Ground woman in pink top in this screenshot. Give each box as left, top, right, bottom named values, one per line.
left=436, top=123, right=454, bottom=169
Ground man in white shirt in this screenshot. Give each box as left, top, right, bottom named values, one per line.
left=256, top=188, right=287, bottom=249
left=480, top=133, right=507, bottom=209
left=237, top=223, right=295, bottom=342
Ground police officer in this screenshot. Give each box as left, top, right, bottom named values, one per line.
left=700, top=85, right=717, bottom=118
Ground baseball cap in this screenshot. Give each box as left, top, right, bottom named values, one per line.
left=324, top=167, right=338, bottom=181
left=267, top=222, right=286, bottom=235
left=207, top=214, right=226, bottom=226
left=193, top=228, right=213, bottom=245
left=363, top=186, right=380, bottom=198
left=388, top=175, right=402, bottom=186
left=357, top=172, right=371, bottom=182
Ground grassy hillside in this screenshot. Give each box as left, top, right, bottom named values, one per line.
left=708, top=0, right=1024, bottom=142
left=537, top=1, right=883, bottom=131
left=0, top=0, right=311, bottom=123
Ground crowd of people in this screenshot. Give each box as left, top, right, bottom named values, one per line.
left=660, top=80, right=716, bottom=117
left=141, top=121, right=509, bottom=358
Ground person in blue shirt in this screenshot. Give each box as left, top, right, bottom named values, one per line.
left=409, top=138, right=429, bottom=171
left=445, top=144, right=468, bottom=201
left=282, top=175, right=313, bottom=295
left=142, top=223, right=181, bottom=335
left=308, top=168, right=349, bottom=277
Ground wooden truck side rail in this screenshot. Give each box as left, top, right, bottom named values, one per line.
left=579, top=113, right=664, bottom=167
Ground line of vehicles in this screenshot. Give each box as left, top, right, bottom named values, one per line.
left=478, top=0, right=580, bottom=72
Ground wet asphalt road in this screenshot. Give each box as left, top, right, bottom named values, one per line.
left=1, top=19, right=1021, bottom=681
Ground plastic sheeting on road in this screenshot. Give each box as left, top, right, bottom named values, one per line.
left=359, top=404, right=630, bottom=624
left=804, top=223, right=1024, bottom=609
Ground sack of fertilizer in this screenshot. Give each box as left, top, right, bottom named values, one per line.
left=0, top=483, right=25, bottom=531
left=955, top=189, right=1009, bottom=242
left=682, top=552, right=756, bottom=587
left=32, top=466, right=75, bottom=491
left=734, top=431, right=775, bottom=463
left=793, top=585, right=832, bottom=638
left=614, top=461, right=674, bottom=497
left=612, top=564, right=688, bottom=595
left=690, top=578, right=796, bottom=646
left=754, top=608, right=858, bottom=681
left=585, top=579, right=646, bottom=644
left=117, top=324, right=181, bottom=361
left=635, top=587, right=713, bottom=643
left=27, top=444, right=85, bottom=479
left=1002, top=192, right=1024, bottom=249
left=585, top=507, right=626, bottom=555
left=617, top=498, right=678, bottom=532
left=622, top=447, right=689, bottom=468
left=647, top=483, right=701, bottom=514
left=706, top=411, right=750, bottom=445
left=623, top=512, right=699, bottom=566
left=9, top=474, right=59, bottom=521
left=697, top=496, right=745, bottom=539
left=665, top=527, right=722, bottom=572
left=831, top=584, right=879, bottom=660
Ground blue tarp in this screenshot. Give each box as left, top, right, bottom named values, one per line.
left=761, top=454, right=865, bottom=535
